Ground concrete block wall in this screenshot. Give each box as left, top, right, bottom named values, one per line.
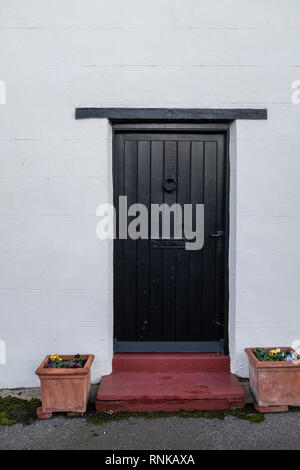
left=0, top=0, right=299, bottom=385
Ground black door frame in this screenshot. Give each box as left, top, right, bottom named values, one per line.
left=112, top=123, right=230, bottom=355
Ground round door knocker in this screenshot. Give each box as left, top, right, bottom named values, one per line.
left=163, top=176, right=177, bottom=193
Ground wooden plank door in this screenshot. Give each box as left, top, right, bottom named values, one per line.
left=113, top=130, right=228, bottom=352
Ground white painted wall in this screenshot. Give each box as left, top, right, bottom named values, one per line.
left=0, top=0, right=300, bottom=385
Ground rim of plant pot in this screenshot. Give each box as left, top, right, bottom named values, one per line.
left=35, top=354, right=95, bottom=376
left=245, top=347, right=300, bottom=369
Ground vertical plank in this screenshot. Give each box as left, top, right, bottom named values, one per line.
left=123, top=140, right=138, bottom=340
left=202, top=140, right=218, bottom=340
left=136, top=141, right=150, bottom=340
left=175, top=141, right=190, bottom=340
left=162, top=140, right=177, bottom=340
left=189, top=141, right=204, bottom=340
left=149, top=140, right=164, bottom=340
left=113, top=134, right=124, bottom=341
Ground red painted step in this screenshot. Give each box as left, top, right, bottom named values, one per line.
left=96, top=354, right=245, bottom=412
left=112, top=353, right=230, bottom=373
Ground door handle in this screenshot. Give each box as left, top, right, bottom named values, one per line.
left=209, top=230, right=224, bottom=238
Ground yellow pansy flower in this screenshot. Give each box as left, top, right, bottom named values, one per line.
left=269, top=349, right=278, bottom=356
left=50, top=354, right=62, bottom=361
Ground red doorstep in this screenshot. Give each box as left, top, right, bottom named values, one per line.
left=96, top=354, right=245, bottom=412
left=112, top=352, right=230, bottom=373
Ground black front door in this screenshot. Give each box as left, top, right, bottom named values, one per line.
left=113, top=128, right=228, bottom=352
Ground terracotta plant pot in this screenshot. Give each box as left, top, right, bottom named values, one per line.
left=35, top=354, right=94, bottom=419
left=245, top=347, right=300, bottom=412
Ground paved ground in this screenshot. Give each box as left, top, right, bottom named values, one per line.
left=1, top=410, right=300, bottom=450
left=0, top=383, right=300, bottom=450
